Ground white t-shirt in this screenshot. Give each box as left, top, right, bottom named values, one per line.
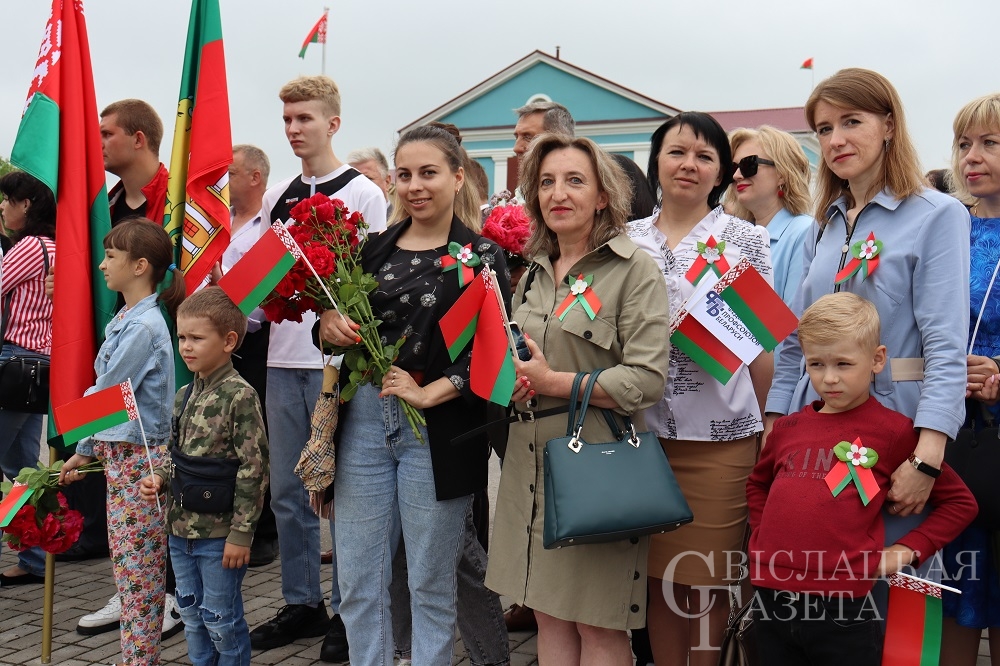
left=262, top=165, right=388, bottom=369
left=627, top=206, right=772, bottom=441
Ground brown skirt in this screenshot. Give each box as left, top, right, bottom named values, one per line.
left=648, top=436, right=758, bottom=586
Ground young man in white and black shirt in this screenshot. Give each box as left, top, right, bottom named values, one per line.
left=248, top=75, right=386, bottom=664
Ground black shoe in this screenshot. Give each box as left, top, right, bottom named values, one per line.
left=54, top=543, right=109, bottom=562
left=0, top=571, right=45, bottom=586
left=319, top=614, right=349, bottom=663
left=250, top=604, right=329, bottom=651
left=248, top=539, right=279, bottom=568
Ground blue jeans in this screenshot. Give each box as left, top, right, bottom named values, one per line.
left=0, top=343, right=46, bottom=576
left=335, top=384, right=472, bottom=666
left=170, top=536, right=250, bottom=666
left=265, top=367, right=340, bottom=610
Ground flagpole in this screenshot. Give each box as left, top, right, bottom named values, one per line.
left=129, top=379, right=162, bottom=513
left=321, top=6, right=329, bottom=76
left=41, top=444, right=60, bottom=664
left=488, top=269, right=519, bottom=359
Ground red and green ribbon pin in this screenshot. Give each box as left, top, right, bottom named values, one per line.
left=824, top=437, right=881, bottom=506
left=834, top=231, right=882, bottom=284
left=441, top=242, right=480, bottom=287
left=685, top=235, right=730, bottom=285
left=555, top=274, right=602, bottom=320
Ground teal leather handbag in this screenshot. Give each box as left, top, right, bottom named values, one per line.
left=542, top=370, right=693, bottom=549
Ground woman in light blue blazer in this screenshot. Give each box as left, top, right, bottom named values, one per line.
left=727, top=125, right=814, bottom=306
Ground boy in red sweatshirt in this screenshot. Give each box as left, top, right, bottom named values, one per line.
left=747, top=292, right=976, bottom=665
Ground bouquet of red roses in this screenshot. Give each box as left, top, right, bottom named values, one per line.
left=0, top=460, right=98, bottom=554
left=261, top=193, right=426, bottom=440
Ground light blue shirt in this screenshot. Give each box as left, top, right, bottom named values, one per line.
left=76, top=293, right=175, bottom=455
left=766, top=208, right=814, bottom=305
left=766, top=188, right=971, bottom=438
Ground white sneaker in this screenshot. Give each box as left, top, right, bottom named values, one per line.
left=162, top=593, right=184, bottom=639
left=77, top=594, right=121, bottom=635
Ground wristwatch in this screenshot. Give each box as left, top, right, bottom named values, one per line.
left=908, top=453, right=941, bottom=478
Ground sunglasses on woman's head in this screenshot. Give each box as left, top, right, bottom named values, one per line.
left=731, top=155, right=776, bottom=178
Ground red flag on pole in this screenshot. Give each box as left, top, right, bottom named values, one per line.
left=299, top=10, right=329, bottom=58
left=10, top=0, right=117, bottom=447
left=800, top=57, right=814, bottom=70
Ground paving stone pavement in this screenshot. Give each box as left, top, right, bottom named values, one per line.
left=0, top=546, right=539, bottom=666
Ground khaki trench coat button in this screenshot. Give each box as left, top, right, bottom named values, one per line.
left=542, top=314, right=548, bottom=322
left=529, top=484, right=535, bottom=492
left=629, top=537, right=639, bottom=544
left=583, top=330, right=592, bottom=339
left=630, top=604, right=640, bottom=613
left=529, top=443, right=534, bottom=452
left=633, top=571, right=640, bottom=580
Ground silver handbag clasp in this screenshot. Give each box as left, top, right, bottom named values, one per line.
left=567, top=426, right=584, bottom=453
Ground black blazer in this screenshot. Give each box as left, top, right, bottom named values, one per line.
left=334, top=216, right=512, bottom=500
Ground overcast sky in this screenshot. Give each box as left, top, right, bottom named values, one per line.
left=2, top=0, right=996, bottom=185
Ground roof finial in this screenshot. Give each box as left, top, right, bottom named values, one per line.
left=555, top=46, right=561, bottom=60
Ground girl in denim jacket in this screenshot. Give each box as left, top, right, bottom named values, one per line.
left=61, top=218, right=184, bottom=666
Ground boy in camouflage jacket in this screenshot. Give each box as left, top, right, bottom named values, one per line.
left=141, top=287, right=268, bottom=666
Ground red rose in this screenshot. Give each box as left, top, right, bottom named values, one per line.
left=262, top=299, right=290, bottom=324
left=289, top=198, right=314, bottom=223
left=305, top=245, right=337, bottom=278
left=314, top=201, right=336, bottom=223
left=274, top=276, right=297, bottom=299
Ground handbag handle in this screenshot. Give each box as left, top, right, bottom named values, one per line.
left=564, top=371, right=588, bottom=437
left=970, top=249, right=1000, bottom=355
left=567, top=369, right=605, bottom=453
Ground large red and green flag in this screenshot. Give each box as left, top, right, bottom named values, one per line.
left=439, top=270, right=516, bottom=405
left=882, top=572, right=948, bottom=665
left=670, top=311, right=743, bottom=385
left=0, top=484, right=35, bottom=529
left=53, top=381, right=140, bottom=446
left=218, top=222, right=302, bottom=315
left=164, top=0, right=233, bottom=295
left=299, top=10, right=328, bottom=58
left=10, top=0, right=117, bottom=448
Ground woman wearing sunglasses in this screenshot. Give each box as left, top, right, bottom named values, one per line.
left=727, top=126, right=814, bottom=304
left=765, top=68, right=970, bottom=584
left=627, top=111, right=774, bottom=666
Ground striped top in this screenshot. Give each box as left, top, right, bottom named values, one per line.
left=1, top=235, right=55, bottom=354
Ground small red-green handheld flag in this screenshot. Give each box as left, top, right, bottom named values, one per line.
left=801, top=57, right=814, bottom=70
left=299, top=10, right=328, bottom=58
left=882, top=572, right=950, bottom=665
left=671, top=311, right=743, bottom=384
left=218, top=222, right=302, bottom=315
left=0, top=484, right=34, bottom=529
left=440, top=269, right=488, bottom=362
left=54, top=382, right=140, bottom=446
left=439, top=270, right=516, bottom=405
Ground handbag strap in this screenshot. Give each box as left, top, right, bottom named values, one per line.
left=569, top=369, right=605, bottom=438
left=1, top=237, right=50, bottom=343
left=565, top=371, right=588, bottom=437
left=970, top=249, right=1000, bottom=354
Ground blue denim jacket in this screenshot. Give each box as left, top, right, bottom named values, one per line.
left=76, top=293, right=175, bottom=455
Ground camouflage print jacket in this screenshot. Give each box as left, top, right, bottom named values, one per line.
left=154, top=361, right=268, bottom=546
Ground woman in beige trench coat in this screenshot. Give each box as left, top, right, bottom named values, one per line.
left=485, top=134, right=670, bottom=665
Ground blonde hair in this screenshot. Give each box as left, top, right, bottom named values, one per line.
left=726, top=126, right=812, bottom=219
left=798, top=292, right=880, bottom=351
left=805, top=68, right=923, bottom=225
left=519, top=134, right=631, bottom=260
left=279, top=76, right=341, bottom=117
left=951, top=93, right=1000, bottom=206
